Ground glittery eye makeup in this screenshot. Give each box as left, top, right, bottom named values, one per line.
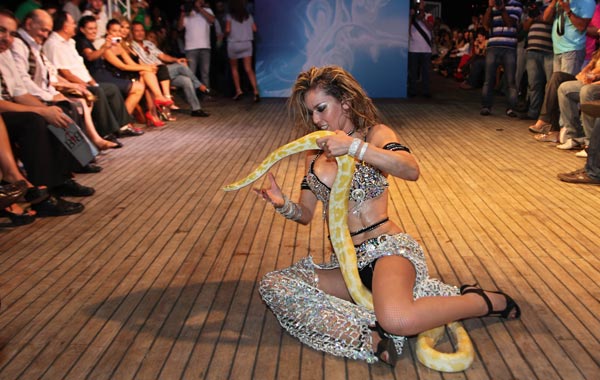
left=308, top=102, right=327, bottom=116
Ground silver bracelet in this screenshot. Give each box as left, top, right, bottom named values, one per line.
left=357, top=142, right=369, bottom=161
left=274, top=195, right=302, bottom=221
left=348, top=138, right=362, bottom=157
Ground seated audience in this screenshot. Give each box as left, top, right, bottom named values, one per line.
left=11, top=9, right=120, bottom=151
left=75, top=16, right=147, bottom=118
left=459, top=28, right=487, bottom=90
left=77, top=17, right=171, bottom=127
left=529, top=50, right=600, bottom=144
left=43, top=11, right=143, bottom=137
left=119, top=17, right=175, bottom=121
left=555, top=64, right=600, bottom=156
left=0, top=9, right=90, bottom=217
left=439, top=30, right=470, bottom=78
left=129, top=21, right=210, bottom=117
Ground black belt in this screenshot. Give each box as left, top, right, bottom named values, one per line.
left=350, top=218, right=389, bottom=237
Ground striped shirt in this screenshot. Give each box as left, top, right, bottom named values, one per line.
left=526, top=21, right=553, bottom=53
left=487, top=0, right=523, bottom=50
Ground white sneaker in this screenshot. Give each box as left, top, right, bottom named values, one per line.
left=557, top=138, right=582, bottom=150
left=575, top=149, right=588, bottom=158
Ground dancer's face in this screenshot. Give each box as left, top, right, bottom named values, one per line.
left=304, top=87, right=352, bottom=133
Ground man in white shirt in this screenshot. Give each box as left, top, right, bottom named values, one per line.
left=130, top=21, right=209, bottom=117
left=177, top=0, right=215, bottom=89
left=43, top=11, right=142, bottom=137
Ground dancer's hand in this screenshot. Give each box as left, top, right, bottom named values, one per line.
left=317, top=130, right=355, bottom=158
left=253, top=173, right=285, bottom=207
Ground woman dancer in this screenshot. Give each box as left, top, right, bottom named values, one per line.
left=255, top=66, right=521, bottom=365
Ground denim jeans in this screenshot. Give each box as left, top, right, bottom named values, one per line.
left=168, top=63, right=202, bottom=111
left=408, top=52, right=431, bottom=96
left=586, top=118, right=600, bottom=180
left=185, top=48, right=211, bottom=88
left=525, top=50, right=553, bottom=119
left=167, top=63, right=203, bottom=89
left=553, top=49, right=586, bottom=75
left=482, top=47, right=518, bottom=110
left=557, top=80, right=600, bottom=145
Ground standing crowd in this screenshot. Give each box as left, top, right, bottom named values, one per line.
left=1, top=0, right=259, bottom=227
left=409, top=0, right=600, bottom=186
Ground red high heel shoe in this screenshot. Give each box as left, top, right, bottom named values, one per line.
left=154, top=98, right=174, bottom=108
left=145, top=112, right=166, bottom=127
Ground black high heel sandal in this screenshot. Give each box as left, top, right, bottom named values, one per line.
left=1, top=180, right=49, bottom=205
left=460, top=284, right=521, bottom=319
left=369, top=322, right=399, bottom=366
left=232, top=92, right=243, bottom=101
left=1, top=206, right=36, bottom=226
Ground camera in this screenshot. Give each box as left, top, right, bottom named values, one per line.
left=528, top=4, right=541, bottom=18
left=527, top=1, right=542, bottom=18
left=111, top=37, right=122, bottom=44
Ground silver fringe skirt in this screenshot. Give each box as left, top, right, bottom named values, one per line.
left=258, top=233, right=459, bottom=363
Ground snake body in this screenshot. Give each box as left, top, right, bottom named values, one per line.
left=224, top=131, right=474, bottom=371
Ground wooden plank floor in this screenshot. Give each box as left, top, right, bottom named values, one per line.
left=0, top=81, right=599, bottom=380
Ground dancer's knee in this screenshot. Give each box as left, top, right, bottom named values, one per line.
left=376, top=306, right=421, bottom=337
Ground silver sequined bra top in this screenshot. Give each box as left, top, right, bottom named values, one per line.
left=306, top=152, right=388, bottom=213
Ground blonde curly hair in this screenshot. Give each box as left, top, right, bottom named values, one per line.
left=288, top=66, right=379, bottom=134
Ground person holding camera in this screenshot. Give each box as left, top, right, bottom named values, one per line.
left=543, top=0, right=595, bottom=75
left=177, top=0, right=215, bottom=92
left=480, top=0, right=523, bottom=117
left=81, top=0, right=109, bottom=49
left=408, top=2, right=434, bottom=98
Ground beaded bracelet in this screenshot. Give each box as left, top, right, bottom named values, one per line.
left=274, top=195, right=302, bottom=221
left=348, top=138, right=362, bottom=157
left=357, top=142, right=369, bottom=161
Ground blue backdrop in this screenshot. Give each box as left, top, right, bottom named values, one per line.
left=254, top=0, right=410, bottom=98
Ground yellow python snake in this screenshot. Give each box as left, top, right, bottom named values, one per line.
left=223, top=131, right=474, bottom=372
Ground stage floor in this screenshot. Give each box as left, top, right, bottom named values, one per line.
left=1, top=84, right=599, bottom=379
